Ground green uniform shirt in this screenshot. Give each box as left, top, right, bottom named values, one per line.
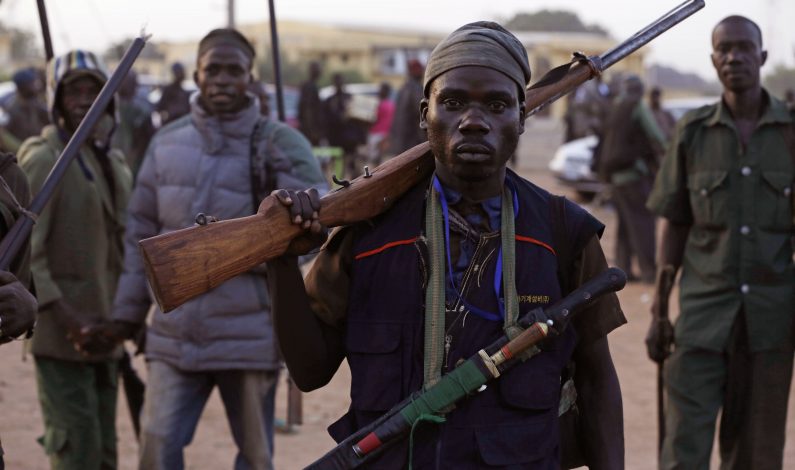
left=610, top=101, right=668, bottom=186
left=18, top=125, right=132, bottom=361
left=647, top=91, right=795, bottom=352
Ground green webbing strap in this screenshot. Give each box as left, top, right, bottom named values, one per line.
left=423, top=180, right=520, bottom=389
left=501, top=190, right=521, bottom=340
left=423, top=180, right=447, bottom=388
left=404, top=360, right=488, bottom=422
left=408, top=414, right=446, bottom=470
left=404, top=360, right=488, bottom=467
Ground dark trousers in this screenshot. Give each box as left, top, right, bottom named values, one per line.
left=611, top=178, right=656, bottom=282
left=35, top=357, right=118, bottom=470
left=662, top=312, right=794, bottom=470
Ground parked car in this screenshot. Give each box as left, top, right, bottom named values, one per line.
left=548, top=134, right=602, bottom=200
left=548, top=96, right=719, bottom=200
left=318, top=82, right=386, bottom=101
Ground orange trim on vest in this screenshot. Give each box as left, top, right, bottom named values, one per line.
left=515, top=235, right=556, bottom=256
left=354, top=237, right=420, bottom=260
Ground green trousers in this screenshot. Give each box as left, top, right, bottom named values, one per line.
left=661, top=312, right=794, bottom=470
left=35, top=356, right=118, bottom=470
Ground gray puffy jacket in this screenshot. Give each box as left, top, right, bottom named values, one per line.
left=113, top=94, right=327, bottom=371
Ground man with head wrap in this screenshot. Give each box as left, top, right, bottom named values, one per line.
left=88, top=28, right=327, bottom=470
left=266, top=21, right=626, bottom=469
left=16, top=49, right=133, bottom=470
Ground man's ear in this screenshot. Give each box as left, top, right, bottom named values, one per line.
left=761, top=49, right=768, bottom=67
left=517, top=102, right=526, bottom=135
left=419, top=98, right=429, bottom=130
left=193, top=70, right=199, bottom=87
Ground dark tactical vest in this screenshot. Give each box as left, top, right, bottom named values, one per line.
left=330, top=170, right=602, bottom=469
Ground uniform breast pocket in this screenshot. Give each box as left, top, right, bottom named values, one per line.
left=346, top=321, right=403, bottom=411
left=688, top=171, right=729, bottom=229
left=498, top=352, right=561, bottom=411
left=758, top=171, right=793, bottom=232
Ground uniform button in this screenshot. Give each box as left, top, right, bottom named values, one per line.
left=740, top=284, right=750, bottom=294
left=741, top=166, right=752, bottom=176
left=700, top=188, right=708, bottom=197
left=740, top=225, right=750, bottom=235
left=785, top=187, right=792, bottom=197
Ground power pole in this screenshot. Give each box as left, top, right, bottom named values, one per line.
left=227, top=0, right=235, bottom=29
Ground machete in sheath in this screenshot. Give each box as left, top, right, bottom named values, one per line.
left=305, top=267, right=627, bottom=469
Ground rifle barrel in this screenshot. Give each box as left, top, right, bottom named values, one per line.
left=525, top=0, right=705, bottom=118
left=601, top=0, right=705, bottom=69
left=0, top=35, right=149, bottom=270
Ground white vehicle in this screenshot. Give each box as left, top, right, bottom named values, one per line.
left=548, top=134, right=602, bottom=200
left=548, top=96, right=719, bottom=200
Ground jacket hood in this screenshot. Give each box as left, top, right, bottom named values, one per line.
left=46, top=50, right=115, bottom=129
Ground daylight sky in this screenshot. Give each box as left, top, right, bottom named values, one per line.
left=2, top=0, right=794, bottom=80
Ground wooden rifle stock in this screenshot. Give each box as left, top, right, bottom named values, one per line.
left=141, top=141, right=434, bottom=312
left=141, top=0, right=705, bottom=313
left=141, top=60, right=595, bottom=314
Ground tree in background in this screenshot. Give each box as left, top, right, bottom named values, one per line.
left=503, top=10, right=609, bottom=36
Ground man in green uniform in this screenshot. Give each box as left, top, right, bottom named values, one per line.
left=596, top=75, right=666, bottom=284
left=17, top=50, right=132, bottom=470
left=646, top=16, right=794, bottom=470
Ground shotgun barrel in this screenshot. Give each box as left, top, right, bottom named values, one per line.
left=140, top=0, right=705, bottom=313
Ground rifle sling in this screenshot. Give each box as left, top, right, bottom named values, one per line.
left=422, top=178, right=522, bottom=390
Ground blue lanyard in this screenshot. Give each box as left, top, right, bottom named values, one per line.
left=432, top=176, right=519, bottom=322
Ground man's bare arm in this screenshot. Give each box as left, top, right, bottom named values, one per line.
left=267, top=256, right=345, bottom=391
left=656, top=218, right=690, bottom=275
left=645, top=218, right=691, bottom=362
left=574, top=336, right=624, bottom=470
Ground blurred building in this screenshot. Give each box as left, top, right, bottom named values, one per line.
left=238, top=20, right=441, bottom=89
left=99, top=21, right=648, bottom=119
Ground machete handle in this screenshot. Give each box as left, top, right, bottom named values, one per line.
left=542, top=267, right=627, bottom=331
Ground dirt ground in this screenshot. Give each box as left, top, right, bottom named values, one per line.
left=2, top=122, right=794, bottom=469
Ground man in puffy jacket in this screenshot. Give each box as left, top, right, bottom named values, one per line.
left=93, top=29, right=326, bottom=470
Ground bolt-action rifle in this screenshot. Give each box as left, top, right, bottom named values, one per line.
left=140, top=0, right=705, bottom=314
